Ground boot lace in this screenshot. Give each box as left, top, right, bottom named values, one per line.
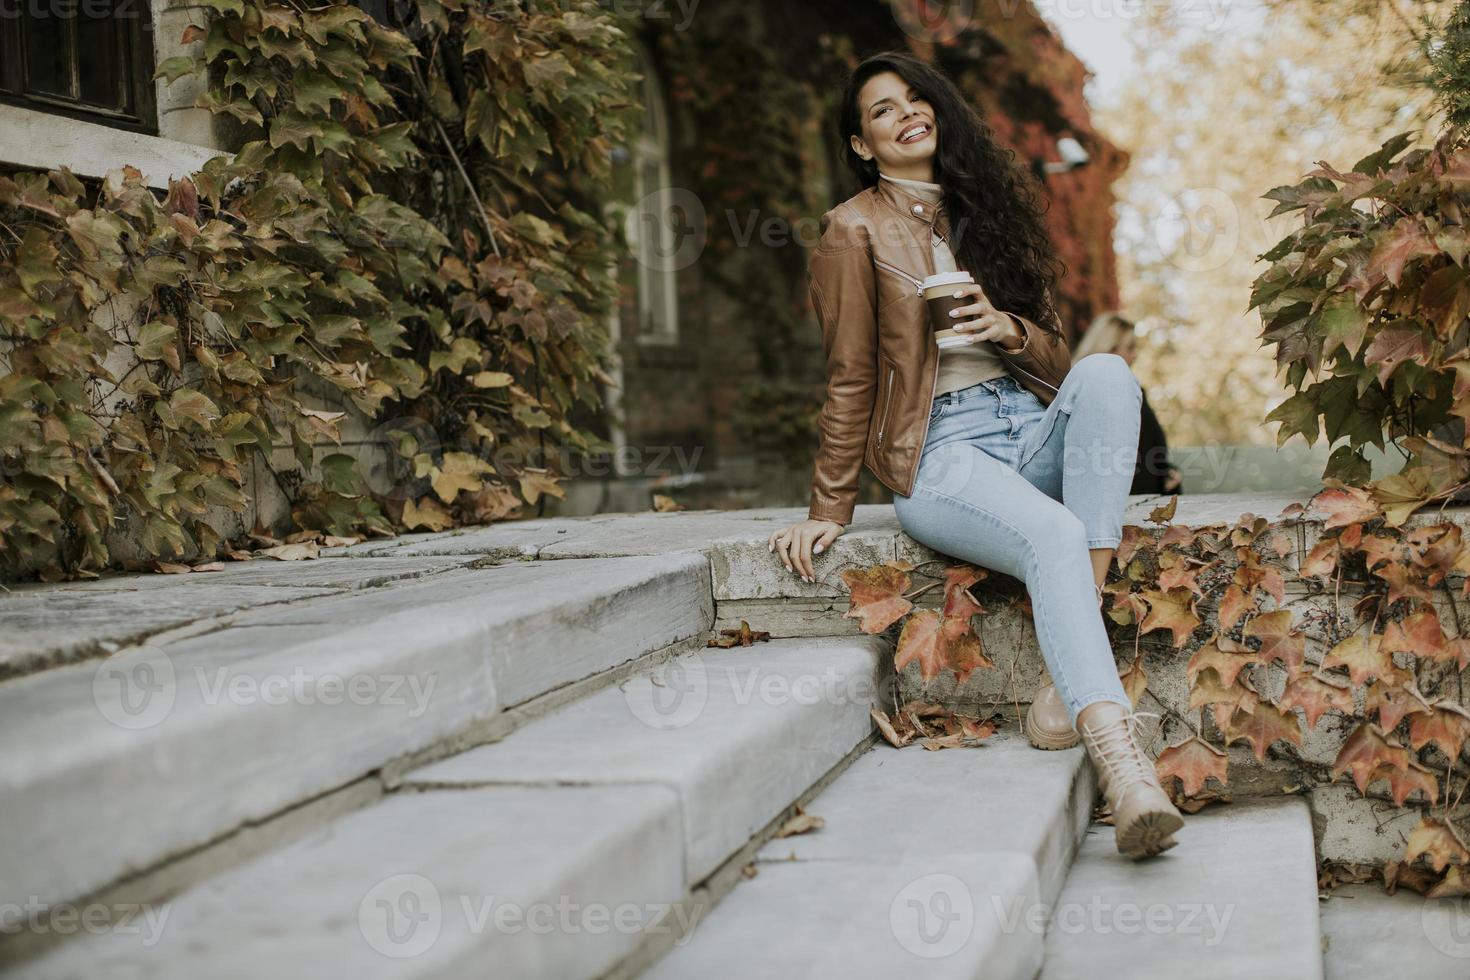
left=1080, top=709, right=1162, bottom=789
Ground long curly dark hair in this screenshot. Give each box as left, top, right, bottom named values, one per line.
left=837, top=51, right=1065, bottom=337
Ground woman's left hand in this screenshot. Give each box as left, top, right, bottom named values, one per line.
left=947, top=282, right=1025, bottom=352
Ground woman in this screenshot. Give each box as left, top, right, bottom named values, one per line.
left=1074, top=313, right=1183, bottom=496
left=767, top=52, right=1183, bottom=859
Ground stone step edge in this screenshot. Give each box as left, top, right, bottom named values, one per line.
left=0, top=629, right=714, bottom=969
left=598, top=733, right=880, bottom=980
left=1040, top=797, right=1322, bottom=980
left=628, top=732, right=1097, bottom=980
left=3, top=553, right=714, bottom=910
left=3, top=706, right=879, bottom=975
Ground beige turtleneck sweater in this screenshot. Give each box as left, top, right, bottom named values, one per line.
left=879, top=172, right=1009, bottom=396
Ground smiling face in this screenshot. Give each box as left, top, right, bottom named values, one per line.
left=851, top=70, right=938, bottom=181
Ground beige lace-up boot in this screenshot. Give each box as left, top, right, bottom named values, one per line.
left=1024, top=681, right=1080, bottom=750
left=1077, top=701, right=1184, bottom=859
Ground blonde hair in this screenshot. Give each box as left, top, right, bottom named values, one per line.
left=1073, top=312, right=1135, bottom=361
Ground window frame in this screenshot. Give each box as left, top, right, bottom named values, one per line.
left=0, top=0, right=160, bottom=135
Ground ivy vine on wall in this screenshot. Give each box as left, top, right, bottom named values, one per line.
left=842, top=487, right=1470, bottom=895
left=0, top=0, right=641, bottom=579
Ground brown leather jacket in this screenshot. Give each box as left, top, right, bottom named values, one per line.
left=805, top=178, right=1073, bottom=526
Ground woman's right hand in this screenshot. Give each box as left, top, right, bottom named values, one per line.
left=768, top=519, right=845, bottom=584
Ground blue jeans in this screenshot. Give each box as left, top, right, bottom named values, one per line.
left=892, top=353, right=1143, bottom=725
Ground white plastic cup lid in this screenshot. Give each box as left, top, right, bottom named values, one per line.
left=921, top=272, right=974, bottom=289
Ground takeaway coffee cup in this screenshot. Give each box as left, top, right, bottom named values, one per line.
left=923, top=272, right=976, bottom=349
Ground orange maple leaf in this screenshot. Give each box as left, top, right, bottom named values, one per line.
left=1368, top=759, right=1439, bottom=806
left=895, top=609, right=946, bottom=682
left=894, top=609, right=994, bottom=684
left=1405, top=816, right=1470, bottom=873
left=1189, top=668, right=1260, bottom=718
left=1224, top=703, right=1303, bottom=763
left=1372, top=560, right=1434, bottom=606
left=1332, top=723, right=1410, bottom=793
left=1138, top=588, right=1202, bottom=647
left=942, top=615, right=994, bottom=685
left=1380, top=605, right=1454, bottom=663
left=1311, top=483, right=1383, bottom=529
left=1235, top=551, right=1287, bottom=607
left=1187, top=638, right=1258, bottom=688
left=1115, top=525, right=1151, bottom=568
left=1321, top=632, right=1395, bottom=687
left=1364, top=680, right=1433, bottom=731
left=940, top=564, right=987, bottom=620
left=1118, top=656, right=1148, bottom=706
left=841, top=563, right=914, bottom=634
left=1216, top=584, right=1256, bottom=632
left=1299, top=537, right=1340, bottom=579
left=1407, top=703, right=1470, bottom=759
left=1155, top=736, right=1229, bottom=796
left=1242, top=610, right=1304, bottom=671
left=1279, top=671, right=1353, bottom=729
left=1405, top=522, right=1462, bottom=579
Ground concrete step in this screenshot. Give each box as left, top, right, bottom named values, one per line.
left=1321, top=882, right=1470, bottom=979
left=642, top=733, right=1096, bottom=979
left=1040, top=797, right=1322, bottom=979
left=11, top=637, right=886, bottom=979
left=14, top=785, right=686, bottom=980
left=404, top=636, right=888, bottom=885
left=0, top=554, right=712, bottom=910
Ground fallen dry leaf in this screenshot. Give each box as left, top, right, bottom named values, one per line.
left=774, top=805, right=824, bottom=838
left=152, top=561, right=192, bottom=575
left=652, top=493, right=684, bottom=512
left=707, top=620, right=771, bottom=648
left=190, top=561, right=226, bottom=573
left=256, top=541, right=320, bottom=562
left=871, top=702, right=997, bottom=750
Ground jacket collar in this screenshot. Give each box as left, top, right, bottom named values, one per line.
left=873, top=175, right=952, bottom=245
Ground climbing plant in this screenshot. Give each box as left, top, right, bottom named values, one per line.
left=0, top=0, right=640, bottom=579
left=838, top=488, right=1470, bottom=896
left=1251, top=128, right=1470, bottom=496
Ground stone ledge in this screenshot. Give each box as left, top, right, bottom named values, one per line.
left=0, top=104, right=219, bottom=188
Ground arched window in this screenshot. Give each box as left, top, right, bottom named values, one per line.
left=618, top=41, right=680, bottom=346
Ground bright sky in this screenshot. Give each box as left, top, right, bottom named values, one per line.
left=1041, top=1, right=1268, bottom=106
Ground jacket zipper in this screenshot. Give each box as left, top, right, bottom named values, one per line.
left=875, top=364, right=896, bottom=448
left=873, top=258, right=924, bottom=296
